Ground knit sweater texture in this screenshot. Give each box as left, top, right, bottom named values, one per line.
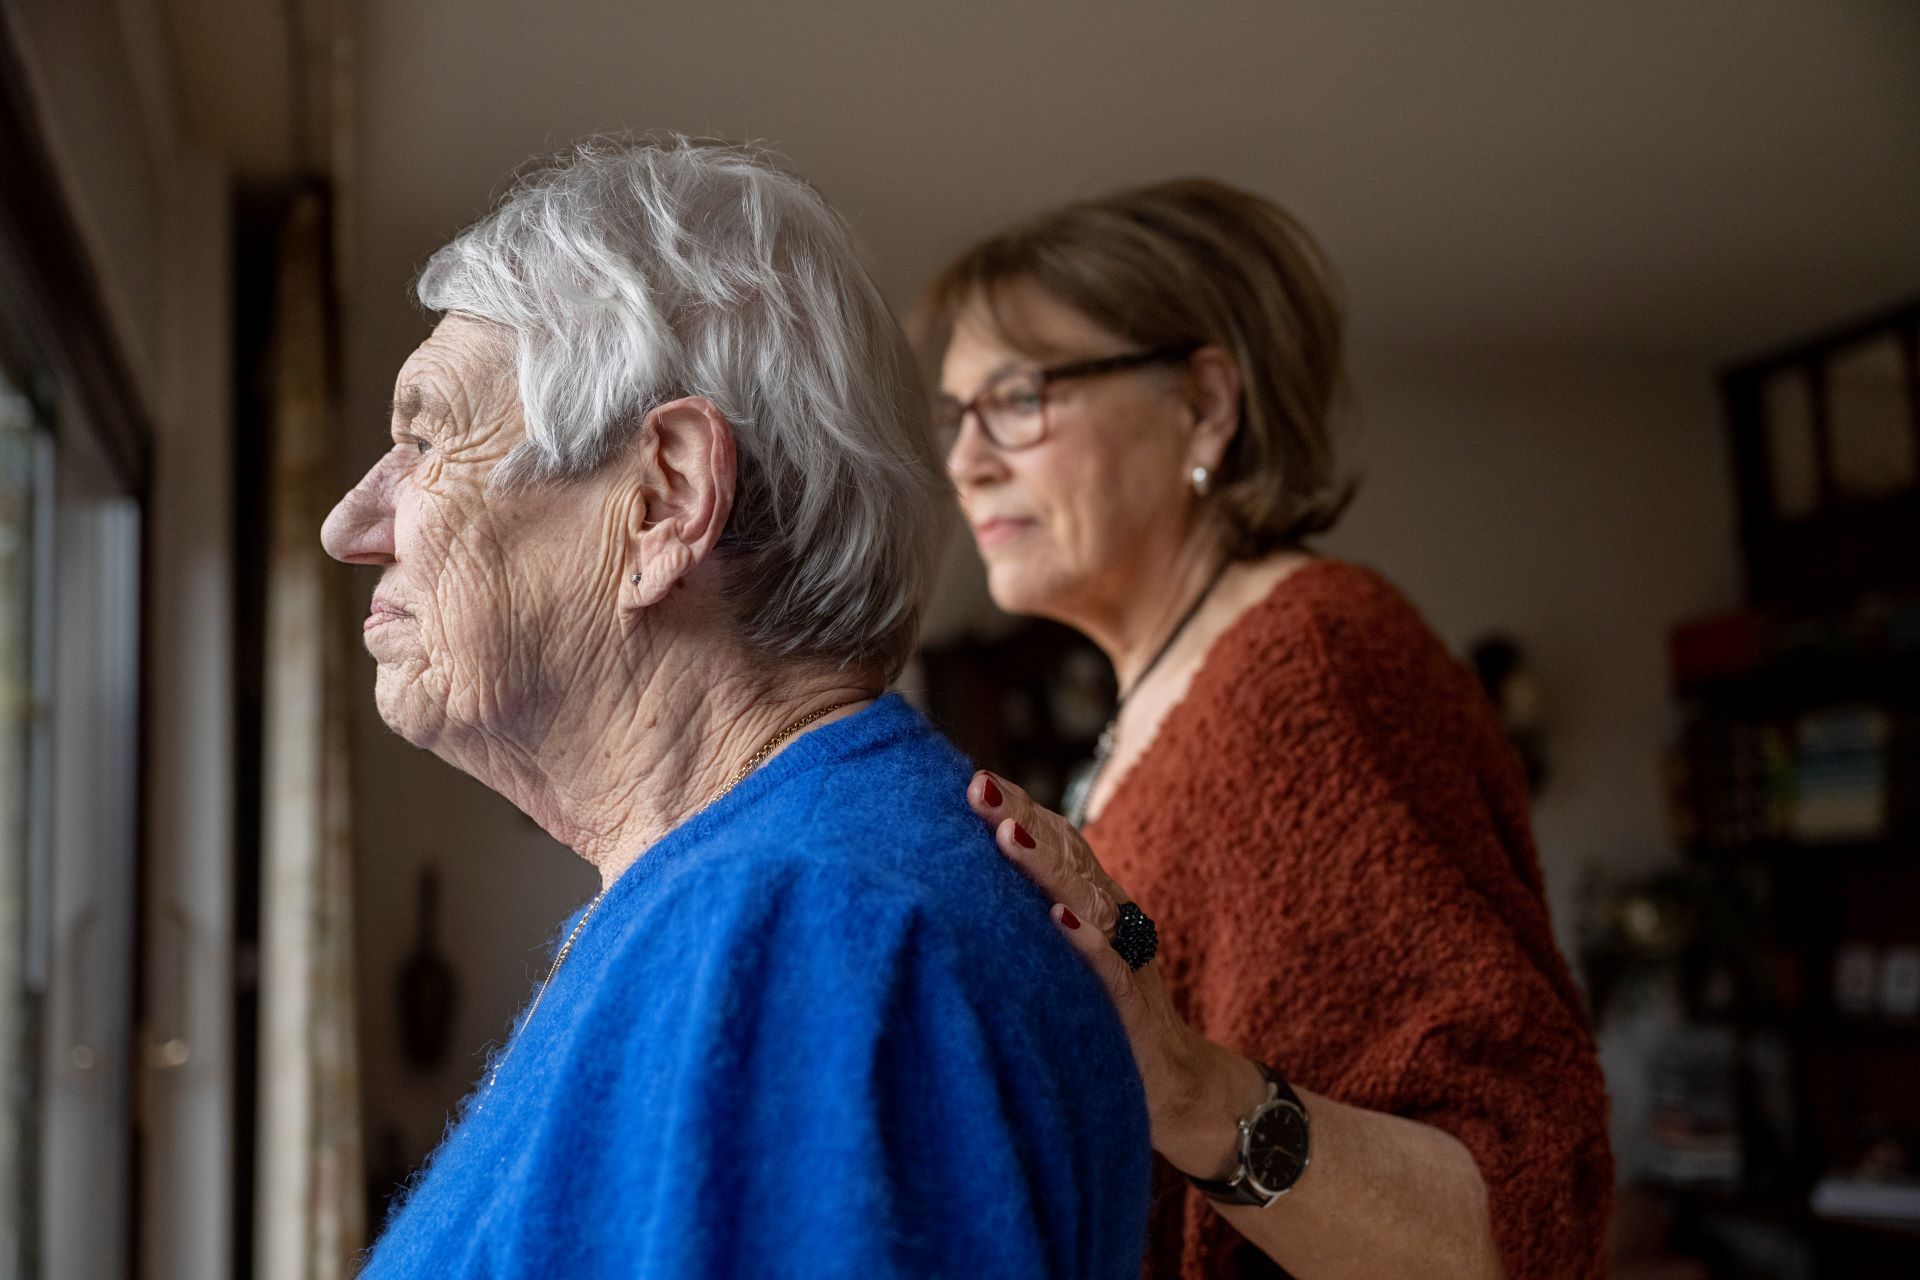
left=1085, top=560, right=1611, bottom=1280
left=359, top=694, right=1151, bottom=1279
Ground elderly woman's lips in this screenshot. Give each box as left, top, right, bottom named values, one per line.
left=365, top=600, right=410, bottom=630
left=972, top=518, right=1034, bottom=548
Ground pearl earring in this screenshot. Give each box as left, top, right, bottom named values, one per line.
left=1190, top=465, right=1212, bottom=497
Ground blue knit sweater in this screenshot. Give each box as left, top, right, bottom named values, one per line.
left=359, top=695, right=1150, bottom=1278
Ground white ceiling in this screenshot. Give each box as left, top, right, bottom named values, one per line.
left=320, top=0, right=1920, bottom=360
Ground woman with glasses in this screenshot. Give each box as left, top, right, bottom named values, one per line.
left=919, top=180, right=1611, bottom=1280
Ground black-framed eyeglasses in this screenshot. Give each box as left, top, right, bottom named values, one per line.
left=935, top=343, right=1201, bottom=453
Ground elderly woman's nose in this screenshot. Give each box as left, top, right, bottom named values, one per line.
left=321, top=469, right=398, bottom=565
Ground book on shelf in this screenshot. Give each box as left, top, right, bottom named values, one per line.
left=1810, top=1175, right=1920, bottom=1223
left=1643, top=1028, right=1743, bottom=1190
left=1790, top=708, right=1890, bottom=842
left=1669, top=704, right=1916, bottom=849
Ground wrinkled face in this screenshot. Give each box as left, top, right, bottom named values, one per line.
left=941, top=283, right=1198, bottom=624
left=321, top=314, right=630, bottom=759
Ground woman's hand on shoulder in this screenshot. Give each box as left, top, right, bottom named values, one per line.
left=965, top=771, right=1262, bottom=1175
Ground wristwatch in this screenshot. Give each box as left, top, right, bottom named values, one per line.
left=1184, top=1061, right=1312, bottom=1207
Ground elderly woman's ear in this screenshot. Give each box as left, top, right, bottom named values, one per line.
left=621, top=395, right=738, bottom=608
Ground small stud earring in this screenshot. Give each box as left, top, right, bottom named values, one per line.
left=1190, top=465, right=1212, bottom=497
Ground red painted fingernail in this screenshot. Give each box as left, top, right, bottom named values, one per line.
left=1058, top=907, right=1081, bottom=930
left=980, top=774, right=1002, bottom=807
left=1012, top=823, right=1036, bottom=849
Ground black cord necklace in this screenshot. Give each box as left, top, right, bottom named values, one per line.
left=1063, top=561, right=1230, bottom=828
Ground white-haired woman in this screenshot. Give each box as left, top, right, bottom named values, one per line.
left=325, top=138, right=1150, bottom=1279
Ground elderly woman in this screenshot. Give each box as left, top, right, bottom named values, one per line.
left=322, top=139, right=1150, bottom=1278
left=921, top=181, right=1612, bottom=1279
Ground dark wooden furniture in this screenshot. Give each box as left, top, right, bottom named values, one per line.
left=1660, top=300, right=1920, bottom=1279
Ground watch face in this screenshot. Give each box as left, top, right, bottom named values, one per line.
left=1246, top=1101, right=1310, bottom=1195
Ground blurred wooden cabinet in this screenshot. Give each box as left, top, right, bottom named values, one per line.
left=918, top=618, right=1114, bottom=811
left=1650, top=298, right=1920, bottom=1278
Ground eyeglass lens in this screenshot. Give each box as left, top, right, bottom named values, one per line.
left=936, top=369, right=1046, bottom=452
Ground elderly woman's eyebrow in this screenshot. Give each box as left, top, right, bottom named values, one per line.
left=389, top=385, right=453, bottom=425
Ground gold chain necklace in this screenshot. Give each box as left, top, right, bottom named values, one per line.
left=483, top=698, right=864, bottom=1093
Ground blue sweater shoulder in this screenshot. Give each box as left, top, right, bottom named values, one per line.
left=362, top=697, right=1149, bottom=1280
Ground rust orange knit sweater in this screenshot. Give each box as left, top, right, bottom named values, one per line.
left=1085, top=560, right=1611, bottom=1280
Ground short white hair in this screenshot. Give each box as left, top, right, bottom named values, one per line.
left=414, top=136, right=949, bottom=676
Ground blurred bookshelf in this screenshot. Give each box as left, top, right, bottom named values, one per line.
left=1636, top=299, right=1920, bottom=1278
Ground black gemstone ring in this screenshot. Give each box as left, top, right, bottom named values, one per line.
left=1110, top=902, right=1158, bottom=971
